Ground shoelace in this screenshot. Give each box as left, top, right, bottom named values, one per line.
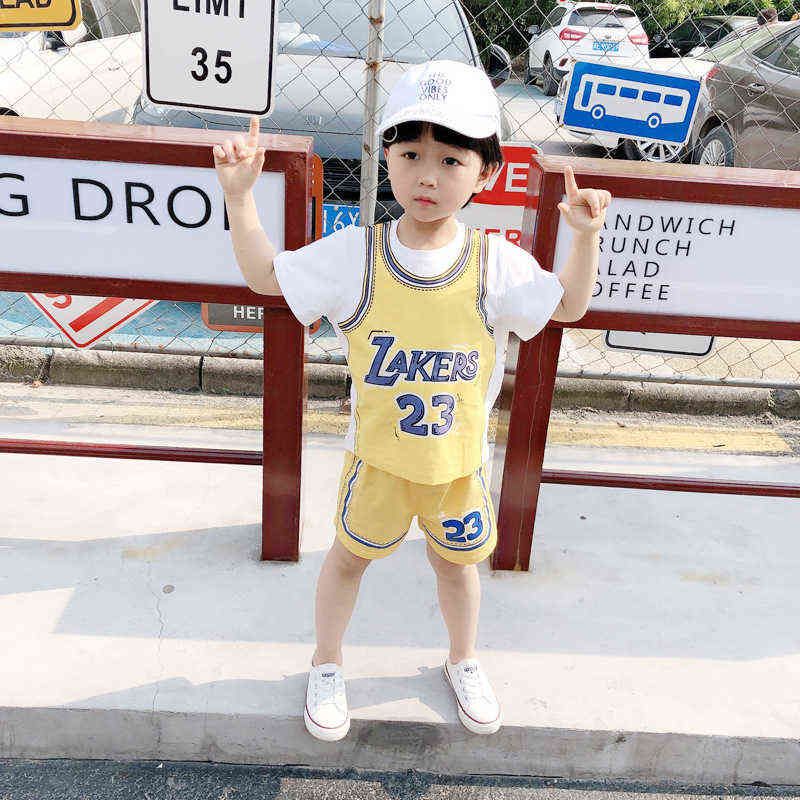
left=458, top=666, right=484, bottom=701
left=313, top=670, right=340, bottom=705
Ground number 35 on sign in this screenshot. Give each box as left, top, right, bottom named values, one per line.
left=142, top=0, right=277, bottom=116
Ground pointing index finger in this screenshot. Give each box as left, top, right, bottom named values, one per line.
left=564, top=165, right=580, bottom=200
left=248, top=115, right=260, bottom=146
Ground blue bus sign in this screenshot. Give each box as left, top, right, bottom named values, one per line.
left=562, top=61, right=701, bottom=146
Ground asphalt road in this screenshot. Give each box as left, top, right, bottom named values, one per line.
left=1, top=760, right=799, bottom=800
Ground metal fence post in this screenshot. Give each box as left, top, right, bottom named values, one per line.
left=359, top=0, right=386, bottom=226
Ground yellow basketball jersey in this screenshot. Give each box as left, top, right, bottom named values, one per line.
left=338, top=221, right=496, bottom=485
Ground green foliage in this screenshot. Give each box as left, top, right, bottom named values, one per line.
left=462, top=0, right=558, bottom=60
left=462, top=0, right=798, bottom=61
left=629, top=0, right=797, bottom=35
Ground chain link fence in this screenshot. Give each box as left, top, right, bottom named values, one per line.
left=1, top=0, right=799, bottom=391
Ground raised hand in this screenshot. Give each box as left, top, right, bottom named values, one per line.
left=557, top=164, right=612, bottom=233
left=213, top=115, right=266, bottom=199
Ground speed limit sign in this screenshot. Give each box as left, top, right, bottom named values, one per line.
left=142, top=0, right=277, bottom=117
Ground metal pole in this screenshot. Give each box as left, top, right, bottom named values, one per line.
left=359, top=0, right=386, bottom=226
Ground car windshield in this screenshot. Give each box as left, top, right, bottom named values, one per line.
left=568, top=8, right=637, bottom=28
left=698, top=23, right=786, bottom=60
left=277, top=0, right=474, bottom=62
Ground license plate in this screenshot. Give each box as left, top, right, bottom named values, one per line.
left=322, top=203, right=360, bottom=237
left=592, top=40, right=619, bottom=51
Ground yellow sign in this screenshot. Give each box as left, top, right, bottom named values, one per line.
left=0, top=0, right=82, bottom=31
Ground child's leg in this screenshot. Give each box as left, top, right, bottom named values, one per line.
left=425, top=541, right=481, bottom=664
left=312, top=536, right=371, bottom=667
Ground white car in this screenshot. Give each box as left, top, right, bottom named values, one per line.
left=526, top=0, right=650, bottom=95
left=0, top=0, right=141, bottom=122
left=554, top=54, right=715, bottom=162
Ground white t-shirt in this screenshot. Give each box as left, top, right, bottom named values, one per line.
left=273, top=219, right=564, bottom=462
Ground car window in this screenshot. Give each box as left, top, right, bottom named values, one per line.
left=71, top=0, right=139, bottom=39
left=769, top=30, right=800, bottom=71
left=568, top=8, right=635, bottom=28
left=541, top=7, right=564, bottom=31
left=669, top=20, right=696, bottom=40
left=78, top=0, right=102, bottom=39
left=753, top=35, right=785, bottom=62
left=704, top=23, right=729, bottom=45
left=700, top=23, right=786, bottom=60
left=103, top=0, right=141, bottom=35
left=711, top=23, right=758, bottom=49
left=0, top=31, right=27, bottom=38
left=698, top=21, right=721, bottom=37
left=278, top=0, right=473, bottom=62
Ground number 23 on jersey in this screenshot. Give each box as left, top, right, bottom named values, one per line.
left=396, top=393, right=455, bottom=437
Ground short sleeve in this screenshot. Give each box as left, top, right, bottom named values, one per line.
left=486, top=236, right=564, bottom=341
left=273, top=225, right=365, bottom=326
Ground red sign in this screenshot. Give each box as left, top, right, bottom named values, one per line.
left=26, top=292, right=156, bottom=349
left=476, top=144, right=541, bottom=206
left=459, top=143, right=540, bottom=246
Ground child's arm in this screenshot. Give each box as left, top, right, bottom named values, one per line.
left=213, top=116, right=281, bottom=296
left=550, top=165, right=611, bottom=322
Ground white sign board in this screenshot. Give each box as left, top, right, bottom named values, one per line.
left=0, top=154, right=285, bottom=284
left=553, top=196, right=800, bottom=322
left=143, top=0, right=277, bottom=116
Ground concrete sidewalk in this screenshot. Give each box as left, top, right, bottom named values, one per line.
left=2, top=418, right=800, bottom=783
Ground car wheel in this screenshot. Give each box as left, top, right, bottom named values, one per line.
left=542, top=54, right=558, bottom=96
left=694, top=125, right=734, bottom=167
left=622, top=138, right=686, bottom=163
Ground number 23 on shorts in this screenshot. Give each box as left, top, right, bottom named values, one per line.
left=442, top=511, right=483, bottom=543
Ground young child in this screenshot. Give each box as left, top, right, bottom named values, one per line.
left=214, top=59, right=611, bottom=742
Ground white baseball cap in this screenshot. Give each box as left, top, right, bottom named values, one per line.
left=377, top=60, right=502, bottom=142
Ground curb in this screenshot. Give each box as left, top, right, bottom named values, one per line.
left=2, top=344, right=800, bottom=418
left=2, top=707, right=799, bottom=784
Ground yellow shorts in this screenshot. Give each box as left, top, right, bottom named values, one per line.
left=334, top=451, right=497, bottom=566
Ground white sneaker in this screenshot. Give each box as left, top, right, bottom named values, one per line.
left=304, top=662, right=350, bottom=741
left=443, top=657, right=502, bottom=734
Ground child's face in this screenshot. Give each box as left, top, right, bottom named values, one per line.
left=383, top=127, right=496, bottom=223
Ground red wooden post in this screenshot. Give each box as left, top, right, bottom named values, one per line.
left=259, top=133, right=313, bottom=561
left=492, top=326, right=562, bottom=571
left=261, top=306, right=305, bottom=561
left=492, top=152, right=564, bottom=571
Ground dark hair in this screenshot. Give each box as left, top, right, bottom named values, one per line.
left=382, top=120, right=503, bottom=208
left=757, top=6, right=778, bottom=23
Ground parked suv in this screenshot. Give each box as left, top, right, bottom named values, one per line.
left=690, top=21, right=800, bottom=168
left=131, top=0, right=511, bottom=220
left=526, top=0, right=649, bottom=95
